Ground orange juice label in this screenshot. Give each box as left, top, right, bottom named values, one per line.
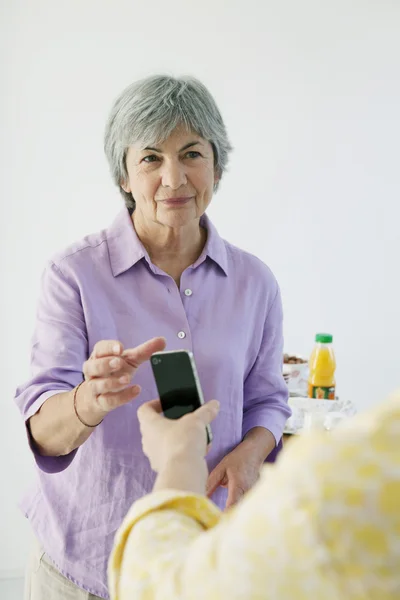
left=308, top=384, right=335, bottom=400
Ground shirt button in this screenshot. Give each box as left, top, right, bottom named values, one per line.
left=184, top=289, right=193, bottom=296
left=177, top=331, right=186, bottom=339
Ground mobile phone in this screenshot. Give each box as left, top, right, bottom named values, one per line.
left=150, top=350, right=212, bottom=444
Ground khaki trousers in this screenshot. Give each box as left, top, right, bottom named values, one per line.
left=24, top=540, right=104, bottom=600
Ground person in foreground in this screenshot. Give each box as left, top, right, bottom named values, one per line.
left=15, top=74, right=290, bottom=599
left=109, top=394, right=400, bottom=600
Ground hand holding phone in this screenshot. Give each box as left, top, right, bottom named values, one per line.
left=150, top=350, right=213, bottom=444
left=137, top=397, right=219, bottom=479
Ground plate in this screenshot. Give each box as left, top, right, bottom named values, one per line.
left=283, top=397, right=357, bottom=435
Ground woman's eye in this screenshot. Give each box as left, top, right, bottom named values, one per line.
left=184, top=151, right=201, bottom=159
left=142, top=155, right=159, bottom=163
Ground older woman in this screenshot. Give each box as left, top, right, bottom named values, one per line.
left=15, top=75, right=291, bottom=600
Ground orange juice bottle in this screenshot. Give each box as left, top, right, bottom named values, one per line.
left=308, top=334, right=336, bottom=399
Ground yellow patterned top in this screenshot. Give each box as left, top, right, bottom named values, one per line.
left=109, top=396, right=400, bottom=599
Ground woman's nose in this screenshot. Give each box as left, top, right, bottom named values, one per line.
left=161, top=159, right=187, bottom=190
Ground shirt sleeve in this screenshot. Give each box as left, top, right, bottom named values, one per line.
left=109, top=397, right=400, bottom=600
left=242, top=286, right=291, bottom=445
left=14, top=260, right=88, bottom=473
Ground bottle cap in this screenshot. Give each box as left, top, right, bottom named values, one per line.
left=315, top=333, right=333, bottom=343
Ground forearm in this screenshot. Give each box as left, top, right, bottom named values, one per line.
left=110, top=492, right=222, bottom=600
left=242, top=426, right=276, bottom=463
left=28, top=383, right=104, bottom=456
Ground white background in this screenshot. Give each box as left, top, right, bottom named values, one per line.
left=1, top=0, right=399, bottom=578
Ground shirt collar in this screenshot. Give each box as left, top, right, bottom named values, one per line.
left=107, top=208, right=229, bottom=278
left=197, top=213, right=229, bottom=276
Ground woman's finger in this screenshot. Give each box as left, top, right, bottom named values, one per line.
left=206, top=462, right=226, bottom=497
left=144, top=398, right=163, bottom=413
left=193, top=400, right=220, bottom=426
left=90, top=374, right=133, bottom=396
left=137, top=398, right=163, bottom=424
left=122, top=337, right=166, bottom=369
left=83, top=356, right=126, bottom=379
left=226, top=481, right=245, bottom=510
left=91, top=340, right=123, bottom=359
left=138, top=398, right=219, bottom=428
left=96, top=385, right=142, bottom=412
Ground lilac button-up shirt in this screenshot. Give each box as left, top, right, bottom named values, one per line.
left=15, top=208, right=290, bottom=599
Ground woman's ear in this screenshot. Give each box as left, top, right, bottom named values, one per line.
left=120, top=180, right=131, bottom=194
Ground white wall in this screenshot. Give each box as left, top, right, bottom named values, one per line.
left=1, top=0, right=399, bottom=576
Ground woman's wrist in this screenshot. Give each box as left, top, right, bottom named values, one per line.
left=241, top=427, right=276, bottom=464
left=74, top=381, right=107, bottom=427
left=154, top=453, right=208, bottom=495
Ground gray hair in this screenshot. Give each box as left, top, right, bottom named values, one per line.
left=104, top=75, right=232, bottom=210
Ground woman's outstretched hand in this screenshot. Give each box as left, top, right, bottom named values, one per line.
left=77, top=337, right=166, bottom=426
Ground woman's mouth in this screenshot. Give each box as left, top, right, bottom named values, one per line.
left=159, top=197, right=193, bottom=207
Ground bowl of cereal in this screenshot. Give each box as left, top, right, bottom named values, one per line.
left=283, top=354, right=309, bottom=396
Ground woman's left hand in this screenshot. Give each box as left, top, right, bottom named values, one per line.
left=137, top=399, right=220, bottom=474
left=206, top=444, right=263, bottom=510
left=206, top=428, right=276, bottom=509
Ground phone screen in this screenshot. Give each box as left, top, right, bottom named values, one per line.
left=151, top=351, right=203, bottom=420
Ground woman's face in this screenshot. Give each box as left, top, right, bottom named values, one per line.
left=122, top=127, right=218, bottom=228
